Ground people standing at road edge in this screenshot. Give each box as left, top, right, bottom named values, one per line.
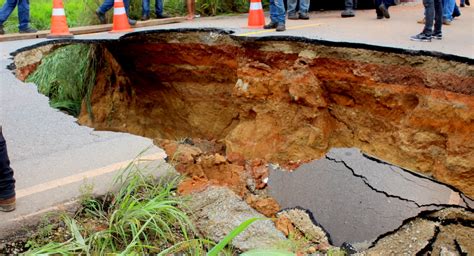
left=341, top=0, right=356, bottom=17
left=287, top=0, right=310, bottom=20
left=264, top=0, right=286, bottom=31
left=0, top=127, right=16, bottom=212
left=141, top=0, right=170, bottom=20
left=0, top=0, right=37, bottom=35
left=410, top=0, right=443, bottom=42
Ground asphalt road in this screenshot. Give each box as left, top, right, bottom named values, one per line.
left=0, top=3, right=472, bottom=238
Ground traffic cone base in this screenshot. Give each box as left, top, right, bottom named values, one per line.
left=248, top=0, right=265, bottom=29
left=48, top=1, right=73, bottom=39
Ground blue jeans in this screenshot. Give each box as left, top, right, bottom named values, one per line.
left=270, top=0, right=286, bottom=24
left=442, top=0, right=455, bottom=20
left=0, top=0, right=30, bottom=30
left=423, top=0, right=442, bottom=35
left=142, top=0, right=163, bottom=16
left=0, top=128, right=15, bottom=200
left=287, top=0, right=310, bottom=15
left=98, top=0, right=130, bottom=14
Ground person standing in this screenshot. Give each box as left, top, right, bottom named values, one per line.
left=264, top=0, right=286, bottom=31
left=0, top=127, right=16, bottom=212
left=410, top=0, right=443, bottom=42
left=287, top=0, right=310, bottom=20
left=341, top=0, right=356, bottom=18
left=186, top=0, right=195, bottom=20
left=96, top=0, right=137, bottom=25
left=141, top=0, right=170, bottom=20
left=0, top=0, right=37, bottom=35
left=374, top=0, right=398, bottom=19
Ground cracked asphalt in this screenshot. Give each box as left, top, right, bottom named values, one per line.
left=0, top=2, right=472, bottom=240
left=268, top=148, right=472, bottom=249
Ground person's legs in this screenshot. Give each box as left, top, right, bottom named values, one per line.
left=434, top=0, right=443, bottom=34
left=423, top=0, right=435, bottom=35
left=266, top=0, right=285, bottom=30
left=452, top=4, right=461, bottom=17
left=98, top=0, right=114, bottom=14
left=442, top=0, right=455, bottom=21
left=299, top=0, right=310, bottom=15
left=155, top=0, right=163, bottom=16
left=0, top=128, right=15, bottom=202
left=142, top=0, right=150, bottom=17
left=0, top=0, right=18, bottom=27
left=186, top=0, right=195, bottom=19
left=287, top=0, right=297, bottom=16
left=17, top=0, right=30, bottom=31
left=342, top=0, right=355, bottom=17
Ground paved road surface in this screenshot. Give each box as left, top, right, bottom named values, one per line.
left=0, top=3, right=472, bottom=238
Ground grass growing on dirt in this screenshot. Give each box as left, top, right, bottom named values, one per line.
left=25, top=159, right=213, bottom=255
left=26, top=44, right=97, bottom=117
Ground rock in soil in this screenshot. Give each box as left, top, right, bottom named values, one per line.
left=186, top=186, right=286, bottom=251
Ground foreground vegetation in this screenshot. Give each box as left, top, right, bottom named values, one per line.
left=0, top=0, right=257, bottom=33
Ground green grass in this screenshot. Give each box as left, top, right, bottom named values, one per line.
left=25, top=158, right=204, bottom=255
left=26, top=44, right=97, bottom=117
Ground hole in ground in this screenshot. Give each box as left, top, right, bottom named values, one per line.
left=13, top=29, right=474, bottom=198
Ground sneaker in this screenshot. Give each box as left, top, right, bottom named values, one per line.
left=264, top=22, right=278, bottom=29
left=156, top=14, right=171, bottom=19
left=443, top=19, right=451, bottom=25
left=417, top=17, right=425, bottom=24
left=276, top=23, right=286, bottom=32
left=96, top=9, right=106, bottom=24
left=378, top=4, right=390, bottom=18
left=299, top=13, right=310, bottom=20
left=19, top=27, right=37, bottom=33
left=288, top=13, right=298, bottom=20
left=128, top=19, right=137, bottom=26
left=0, top=196, right=16, bottom=212
left=341, top=9, right=355, bottom=18
left=377, top=15, right=383, bottom=19
left=141, top=15, right=150, bottom=21
left=460, top=3, right=465, bottom=7
left=0, top=25, right=4, bottom=35
left=466, top=0, right=470, bottom=5
left=410, top=33, right=432, bottom=42
left=432, top=32, right=442, bottom=40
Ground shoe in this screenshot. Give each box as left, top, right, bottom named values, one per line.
left=276, top=23, right=286, bottom=32
left=417, top=17, right=425, bottom=24
left=341, top=9, right=355, bottom=18
left=128, top=19, right=137, bottom=26
left=0, top=25, right=4, bottom=35
left=264, top=22, right=278, bottom=29
left=378, top=4, right=390, bottom=18
left=156, top=14, right=171, bottom=19
left=299, top=13, right=310, bottom=20
left=410, top=33, right=432, bottom=42
left=96, top=9, right=106, bottom=24
left=141, top=15, right=150, bottom=21
left=377, top=15, right=383, bottom=19
left=432, top=32, right=442, bottom=40
left=288, top=13, right=298, bottom=20
left=466, top=0, right=470, bottom=5
left=452, top=12, right=460, bottom=18
left=443, top=19, right=451, bottom=25
left=19, top=27, right=37, bottom=33
left=0, top=196, right=16, bottom=212
left=394, top=0, right=401, bottom=4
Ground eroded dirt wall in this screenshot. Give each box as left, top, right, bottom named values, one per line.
left=14, top=31, right=474, bottom=197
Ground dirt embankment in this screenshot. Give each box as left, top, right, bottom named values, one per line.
left=14, top=31, right=474, bottom=197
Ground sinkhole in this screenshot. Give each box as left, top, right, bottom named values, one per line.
left=12, top=29, right=474, bottom=200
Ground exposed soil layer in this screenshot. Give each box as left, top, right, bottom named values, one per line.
left=13, top=30, right=474, bottom=197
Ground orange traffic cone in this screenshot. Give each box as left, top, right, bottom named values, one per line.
left=47, top=0, right=73, bottom=38
left=248, top=0, right=265, bottom=29
left=110, top=0, right=133, bottom=33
